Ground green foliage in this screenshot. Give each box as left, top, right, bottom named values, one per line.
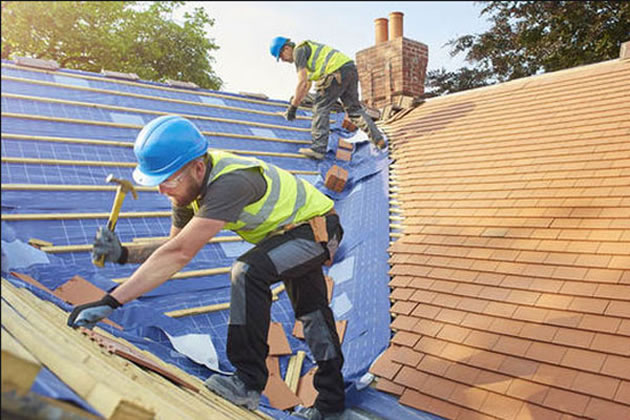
left=1, top=1, right=222, bottom=89
left=426, top=1, right=630, bottom=97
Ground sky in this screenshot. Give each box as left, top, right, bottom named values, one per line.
left=176, top=2, right=492, bottom=101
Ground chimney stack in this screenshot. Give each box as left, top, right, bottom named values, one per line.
left=356, top=11, right=428, bottom=110
left=389, top=12, right=403, bottom=40
left=374, top=18, right=388, bottom=45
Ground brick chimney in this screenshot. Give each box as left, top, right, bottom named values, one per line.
left=356, top=12, right=428, bottom=110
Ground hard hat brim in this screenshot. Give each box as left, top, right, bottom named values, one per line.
left=132, top=166, right=171, bottom=187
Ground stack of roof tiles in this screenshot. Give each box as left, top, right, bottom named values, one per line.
left=372, top=54, right=630, bottom=419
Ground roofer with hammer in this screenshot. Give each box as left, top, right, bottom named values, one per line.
left=67, top=115, right=347, bottom=420
left=270, top=36, right=385, bottom=160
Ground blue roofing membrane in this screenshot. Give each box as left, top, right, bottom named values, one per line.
left=1, top=60, right=436, bottom=420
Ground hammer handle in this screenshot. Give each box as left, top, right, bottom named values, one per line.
left=92, top=189, right=127, bottom=267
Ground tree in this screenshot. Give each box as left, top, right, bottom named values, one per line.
left=1, top=1, right=222, bottom=90
left=425, top=1, right=630, bottom=97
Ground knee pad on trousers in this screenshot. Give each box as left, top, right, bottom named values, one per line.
left=299, top=309, right=339, bottom=361
left=229, top=260, right=249, bottom=325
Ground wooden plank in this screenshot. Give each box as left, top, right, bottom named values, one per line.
left=284, top=351, right=306, bottom=393
left=1, top=328, right=41, bottom=395
left=1, top=278, right=271, bottom=419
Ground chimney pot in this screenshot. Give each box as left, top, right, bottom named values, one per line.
left=374, top=18, right=388, bottom=45
left=389, top=11, right=403, bottom=39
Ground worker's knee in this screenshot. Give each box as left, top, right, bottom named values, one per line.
left=299, top=309, right=341, bottom=362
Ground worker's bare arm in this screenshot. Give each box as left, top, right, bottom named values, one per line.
left=292, top=68, right=311, bottom=107
left=111, top=217, right=225, bottom=304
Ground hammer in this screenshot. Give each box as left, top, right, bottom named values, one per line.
left=92, top=174, right=138, bottom=267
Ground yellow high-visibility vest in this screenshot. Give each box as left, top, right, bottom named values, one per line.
left=299, top=40, right=353, bottom=81
left=192, top=151, right=333, bottom=243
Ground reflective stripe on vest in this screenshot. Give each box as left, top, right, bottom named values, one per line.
left=301, top=40, right=352, bottom=81
left=194, top=151, right=333, bottom=243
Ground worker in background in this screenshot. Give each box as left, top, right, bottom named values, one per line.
left=67, top=115, right=347, bottom=420
left=270, top=36, right=385, bottom=160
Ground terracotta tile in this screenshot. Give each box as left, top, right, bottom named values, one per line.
left=389, top=275, right=414, bottom=288
left=559, top=280, right=598, bottom=296
left=421, top=374, right=458, bottom=400
left=493, top=335, right=532, bottom=357
left=391, top=346, right=423, bottom=367
left=397, top=389, right=433, bottom=414
left=488, top=318, right=525, bottom=336
left=475, top=272, right=505, bottom=286
left=475, top=369, right=512, bottom=394
left=415, top=336, right=449, bottom=356
left=418, top=354, right=451, bottom=377
left=535, top=293, right=574, bottom=310
left=391, top=331, right=421, bottom=348
left=526, top=342, right=567, bottom=364
left=506, top=378, right=550, bottom=404
left=602, top=355, right=630, bottom=380
left=449, top=383, right=489, bottom=411
left=296, top=367, right=318, bottom=408
left=605, top=301, right=630, bottom=318
left=391, top=314, right=419, bottom=332
left=409, top=289, right=438, bottom=303
left=579, top=314, right=621, bottom=334
left=432, top=293, right=463, bottom=308
left=543, top=388, right=590, bottom=416
left=374, top=378, right=405, bottom=396
left=465, top=330, right=500, bottom=350
left=590, top=333, right=630, bottom=356
left=263, top=372, right=302, bottom=410
left=534, top=363, right=579, bottom=389
left=551, top=328, right=594, bottom=349
left=517, top=402, right=563, bottom=420
left=412, top=319, right=443, bottom=338
left=529, top=277, right=564, bottom=293
left=444, top=362, right=482, bottom=384
left=393, top=366, right=429, bottom=391
left=567, top=296, right=609, bottom=314
left=571, top=371, right=621, bottom=400
left=483, top=301, right=518, bottom=318
left=584, top=397, right=630, bottom=420
left=369, top=347, right=402, bottom=381
left=391, top=287, right=415, bottom=300
left=412, top=304, right=441, bottom=320
left=480, top=286, right=510, bottom=301
left=435, top=308, right=467, bottom=324
left=586, top=268, right=624, bottom=283
left=440, top=342, right=477, bottom=362
left=391, top=301, right=418, bottom=316
left=456, top=408, right=496, bottom=420
left=437, top=324, right=471, bottom=343
left=513, top=306, right=548, bottom=323
left=614, top=380, right=630, bottom=405
left=561, top=348, right=606, bottom=373
left=596, top=284, right=630, bottom=300
left=405, top=389, right=463, bottom=420
left=480, top=392, right=524, bottom=420
left=469, top=350, right=506, bottom=372
left=461, top=313, right=495, bottom=330
left=544, top=310, right=582, bottom=328
left=519, top=322, right=558, bottom=342
left=618, top=319, right=630, bottom=336
left=456, top=297, right=490, bottom=313
left=505, top=289, right=541, bottom=306
left=266, top=356, right=281, bottom=377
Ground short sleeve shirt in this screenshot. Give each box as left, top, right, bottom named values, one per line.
left=171, top=167, right=267, bottom=228
left=293, top=43, right=311, bottom=72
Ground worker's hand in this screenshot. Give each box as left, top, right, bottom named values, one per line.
left=67, top=294, right=122, bottom=329
left=93, top=226, right=125, bottom=264
left=283, top=104, right=297, bottom=121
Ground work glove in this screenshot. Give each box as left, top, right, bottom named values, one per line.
left=67, top=294, right=122, bottom=329
left=92, top=226, right=127, bottom=264
left=283, top=104, right=297, bottom=121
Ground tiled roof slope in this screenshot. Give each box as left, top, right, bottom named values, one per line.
left=372, top=56, right=630, bottom=420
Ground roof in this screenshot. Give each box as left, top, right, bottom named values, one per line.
left=0, top=60, right=404, bottom=419
left=373, top=56, right=630, bottom=419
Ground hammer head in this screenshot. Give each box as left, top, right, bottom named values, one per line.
left=106, top=174, right=138, bottom=199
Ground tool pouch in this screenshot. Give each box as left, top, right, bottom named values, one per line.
left=315, top=71, right=341, bottom=92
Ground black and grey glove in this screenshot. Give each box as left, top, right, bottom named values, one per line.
left=92, top=226, right=127, bottom=264
left=284, top=104, right=297, bottom=121
left=67, top=294, right=122, bottom=329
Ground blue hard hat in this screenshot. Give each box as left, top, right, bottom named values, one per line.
left=270, top=36, right=290, bottom=61
left=132, top=115, right=208, bottom=186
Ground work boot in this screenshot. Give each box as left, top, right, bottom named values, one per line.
left=204, top=374, right=261, bottom=410
left=299, top=148, right=325, bottom=160
left=293, top=406, right=346, bottom=420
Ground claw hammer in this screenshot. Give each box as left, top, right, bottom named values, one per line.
left=92, top=174, right=138, bottom=267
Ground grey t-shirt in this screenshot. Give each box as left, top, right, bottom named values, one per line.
left=294, top=43, right=311, bottom=71
left=171, top=167, right=267, bottom=228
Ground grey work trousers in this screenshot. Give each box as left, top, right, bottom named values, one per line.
left=227, top=213, right=345, bottom=413
left=310, top=63, right=383, bottom=154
